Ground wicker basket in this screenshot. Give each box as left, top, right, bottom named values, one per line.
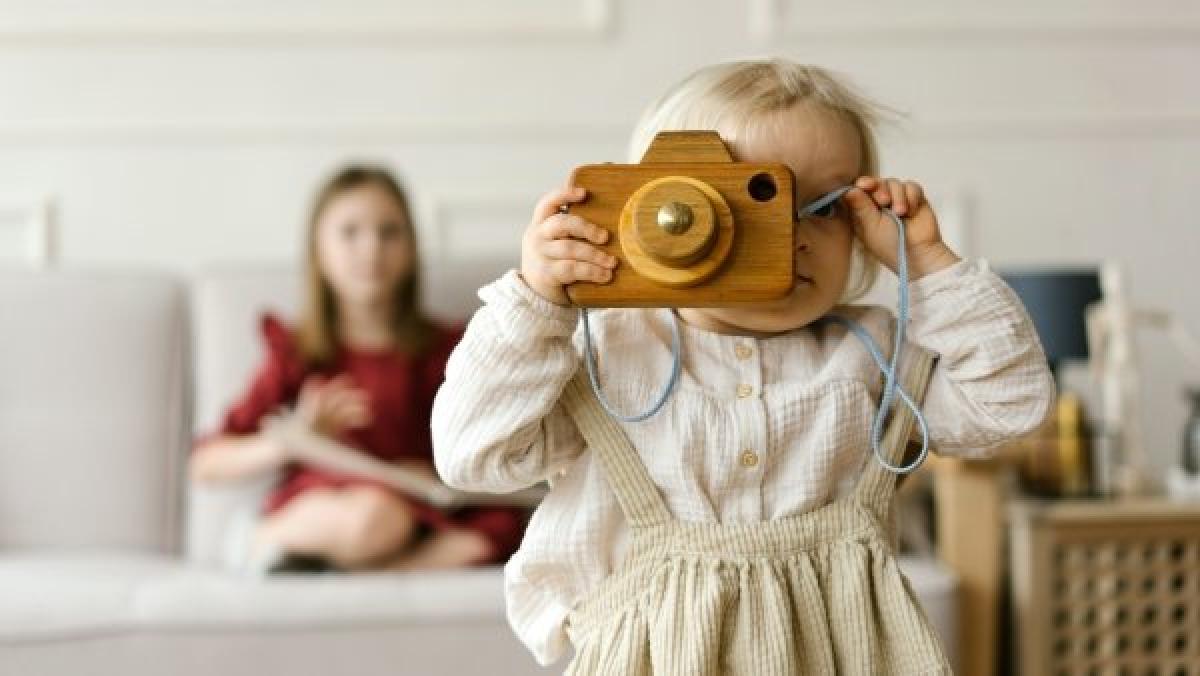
left=1009, top=499, right=1200, bottom=676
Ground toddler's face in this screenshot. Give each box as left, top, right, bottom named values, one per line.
left=677, top=104, right=862, bottom=337
left=316, top=183, right=414, bottom=308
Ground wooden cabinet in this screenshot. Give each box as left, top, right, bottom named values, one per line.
left=1008, top=499, right=1200, bottom=676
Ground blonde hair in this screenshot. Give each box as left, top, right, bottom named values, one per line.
left=629, top=59, right=893, bottom=303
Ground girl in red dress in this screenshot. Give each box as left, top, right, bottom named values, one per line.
left=190, top=165, right=528, bottom=573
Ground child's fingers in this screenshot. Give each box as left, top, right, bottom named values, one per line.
left=854, top=176, right=879, bottom=192
left=532, top=186, right=587, bottom=225
left=840, top=186, right=882, bottom=231
left=904, top=182, right=924, bottom=211
left=870, top=184, right=890, bottom=209
left=886, top=178, right=907, bottom=215
left=898, top=182, right=918, bottom=217
left=546, top=259, right=613, bottom=285
left=541, top=239, right=617, bottom=268
left=539, top=213, right=608, bottom=245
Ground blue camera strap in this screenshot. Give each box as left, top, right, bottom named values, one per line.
left=579, top=185, right=931, bottom=474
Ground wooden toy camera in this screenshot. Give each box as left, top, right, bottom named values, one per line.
left=565, top=130, right=796, bottom=307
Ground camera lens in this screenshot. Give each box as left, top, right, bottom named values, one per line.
left=747, top=173, right=777, bottom=202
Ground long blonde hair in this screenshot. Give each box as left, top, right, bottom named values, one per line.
left=629, top=59, right=893, bottom=302
left=296, top=165, right=433, bottom=365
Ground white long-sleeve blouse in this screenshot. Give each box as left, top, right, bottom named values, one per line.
left=431, top=258, right=1055, bottom=666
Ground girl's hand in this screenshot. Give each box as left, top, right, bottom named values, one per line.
left=295, top=374, right=372, bottom=437
left=520, top=186, right=618, bottom=306
left=841, top=177, right=962, bottom=280
left=257, top=433, right=292, bottom=469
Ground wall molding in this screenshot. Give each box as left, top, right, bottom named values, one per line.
left=3, top=112, right=1200, bottom=146
left=884, top=112, right=1200, bottom=139
left=0, top=119, right=627, bottom=145
left=0, top=0, right=613, bottom=43
left=749, top=0, right=1200, bottom=41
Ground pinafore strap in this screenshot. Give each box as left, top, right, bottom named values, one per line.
left=851, top=344, right=938, bottom=523
left=560, top=372, right=673, bottom=529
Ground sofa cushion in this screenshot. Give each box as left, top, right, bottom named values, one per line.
left=0, top=552, right=955, bottom=671
left=0, top=552, right=538, bottom=676
left=0, top=269, right=188, bottom=553
left=0, top=552, right=508, bottom=642
left=0, top=551, right=181, bottom=640
left=138, top=563, right=508, bottom=627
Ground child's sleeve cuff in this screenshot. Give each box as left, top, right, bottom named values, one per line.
left=907, top=258, right=990, bottom=305
left=478, top=269, right=580, bottom=337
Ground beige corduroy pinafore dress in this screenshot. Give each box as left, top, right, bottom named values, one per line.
left=557, top=346, right=952, bottom=675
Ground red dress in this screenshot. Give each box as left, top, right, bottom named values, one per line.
left=194, top=313, right=528, bottom=565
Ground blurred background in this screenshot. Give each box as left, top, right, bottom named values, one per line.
left=2, top=0, right=1198, bottom=476
left=2, top=1, right=1199, bottom=675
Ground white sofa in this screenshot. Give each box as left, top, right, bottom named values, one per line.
left=0, top=262, right=960, bottom=675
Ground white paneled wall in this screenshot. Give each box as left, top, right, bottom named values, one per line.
left=2, top=0, right=1198, bottom=475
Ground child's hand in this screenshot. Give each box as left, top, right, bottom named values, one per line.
left=841, top=177, right=961, bottom=280
left=520, top=186, right=618, bottom=306
left=296, top=375, right=372, bottom=437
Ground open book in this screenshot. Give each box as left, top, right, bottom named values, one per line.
left=261, top=413, right=547, bottom=509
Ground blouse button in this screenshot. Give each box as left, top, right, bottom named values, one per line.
left=736, top=384, right=753, bottom=398
left=734, top=344, right=753, bottom=360
left=740, top=450, right=759, bottom=468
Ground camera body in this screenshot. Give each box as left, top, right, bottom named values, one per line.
left=565, top=130, right=796, bottom=307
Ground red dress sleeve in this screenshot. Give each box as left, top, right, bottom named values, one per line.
left=193, top=313, right=306, bottom=451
